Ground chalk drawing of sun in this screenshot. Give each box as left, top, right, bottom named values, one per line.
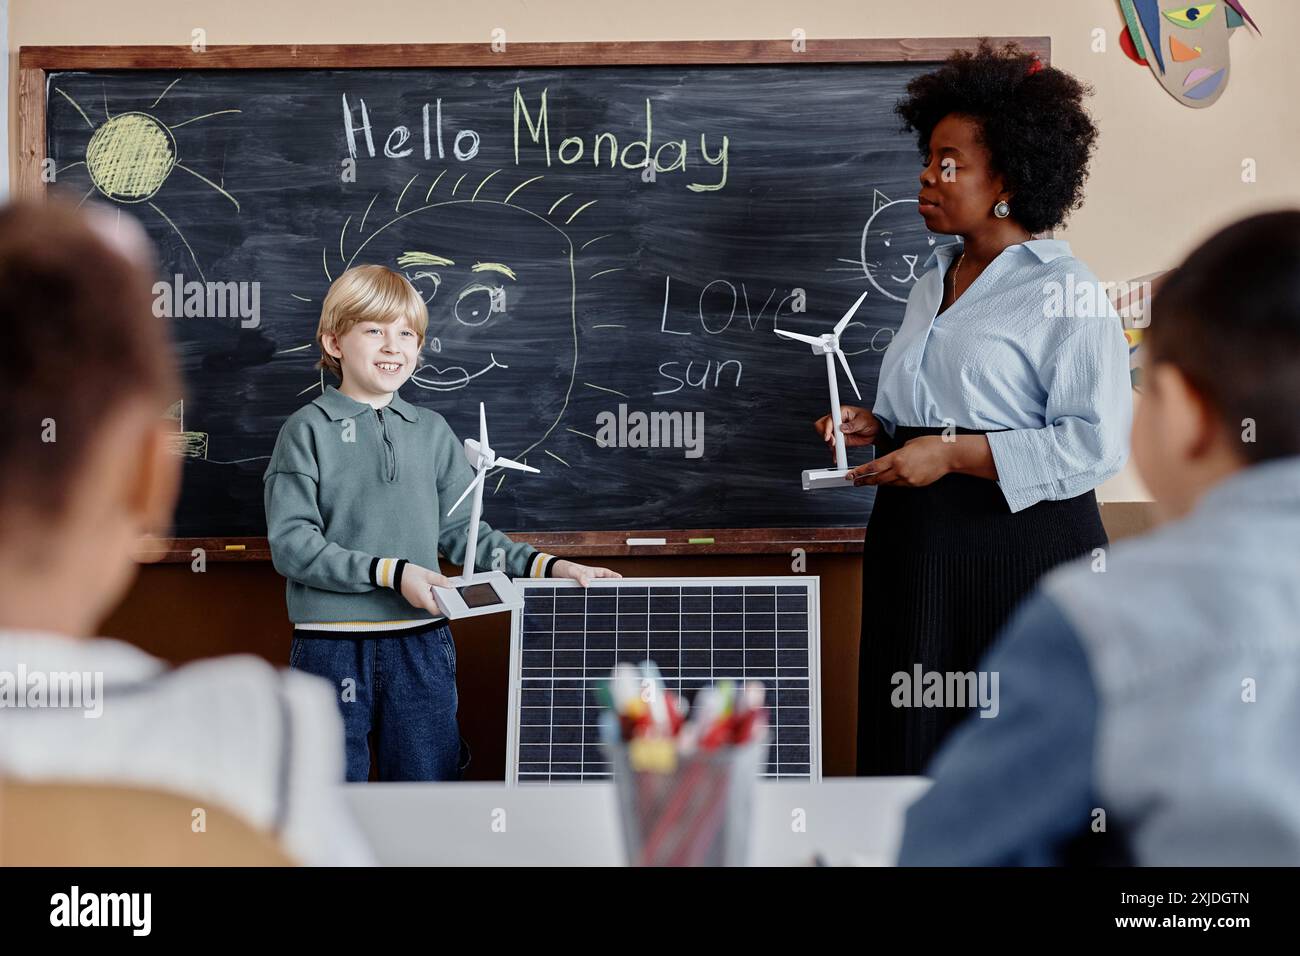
left=281, top=168, right=628, bottom=494
left=50, top=77, right=240, bottom=281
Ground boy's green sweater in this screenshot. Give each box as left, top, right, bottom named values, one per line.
left=264, top=385, right=557, bottom=633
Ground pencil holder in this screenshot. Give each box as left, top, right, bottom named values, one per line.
left=602, top=714, right=768, bottom=867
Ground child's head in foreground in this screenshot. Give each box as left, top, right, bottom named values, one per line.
left=316, top=264, right=428, bottom=400
left=1136, top=209, right=1300, bottom=520
left=0, top=199, right=180, bottom=636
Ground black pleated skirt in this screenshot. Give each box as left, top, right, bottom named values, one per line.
left=856, top=425, right=1109, bottom=776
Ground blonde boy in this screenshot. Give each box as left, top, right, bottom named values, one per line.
left=264, top=264, right=618, bottom=781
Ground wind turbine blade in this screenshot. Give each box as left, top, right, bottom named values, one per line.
left=835, top=346, right=862, bottom=401
left=478, top=402, right=489, bottom=457
left=495, top=456, right=540, bottom=474
left=447, top=470, right=485, bottom=517
left=774, top=329, right=823, bottom=346
left=834, top=289, right=870, bottom=337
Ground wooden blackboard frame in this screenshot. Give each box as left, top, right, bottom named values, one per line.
left=17, top=37, right=1050, bottom=560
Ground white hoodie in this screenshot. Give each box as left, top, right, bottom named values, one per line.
left=0, top=630, right=373, bottom=866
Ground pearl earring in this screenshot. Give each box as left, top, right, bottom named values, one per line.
left=993, top=200, right=1011, bottom=219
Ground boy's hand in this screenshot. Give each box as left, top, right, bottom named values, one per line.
left=399, top=563, right=456, bottom=613
left=553, top=560, right=622, bottom=587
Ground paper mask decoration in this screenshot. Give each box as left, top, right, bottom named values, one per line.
left=1118, top=1, right=1261, bottom=107
left=1110, top=270, right=1168, bottom=391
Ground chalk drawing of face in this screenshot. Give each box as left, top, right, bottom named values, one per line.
left=1119, top=0, right=1260, bottom=108
left=368, top=203, right=575, bottom=411
left=292, top=170, right=617, bottom=475
left=855, top=190, right=939, bottom=304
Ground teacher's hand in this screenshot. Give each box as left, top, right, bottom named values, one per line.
left=846, top=435, right=953, bottom=488
left=814, top=405, right=880, bottom=458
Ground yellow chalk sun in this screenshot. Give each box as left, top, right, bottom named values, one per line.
left=85, top=111, right=177, bottom=203
left=54, top=78, right=242, bottom=281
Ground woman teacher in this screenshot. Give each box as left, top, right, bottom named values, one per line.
left=819, top=42, right=1132, bottom=775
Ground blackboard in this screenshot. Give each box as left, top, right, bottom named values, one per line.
left=27, top=40, right=1048, bottom=553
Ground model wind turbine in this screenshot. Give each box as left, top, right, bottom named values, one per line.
left=433, top=403, right=541, bottom=619
left=775, top=289, right=871, bottom=491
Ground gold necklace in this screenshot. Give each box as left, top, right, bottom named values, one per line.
left=952, top=251, right=965, bottom=299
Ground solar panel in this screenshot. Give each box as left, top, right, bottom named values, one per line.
left=506, top=576, right=822, bottom=784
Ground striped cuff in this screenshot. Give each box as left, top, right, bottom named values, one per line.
left=369, top=557, right=409, bottom=590
left=527, top=552, right=562, bottom=578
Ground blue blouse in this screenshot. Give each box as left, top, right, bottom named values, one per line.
left=871, top=239, right=1132, bottom=513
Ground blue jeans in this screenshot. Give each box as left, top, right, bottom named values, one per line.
left=289, top=624, right=465, bottom=782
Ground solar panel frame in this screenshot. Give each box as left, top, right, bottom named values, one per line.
left=506, top=576, right=822, bottom=785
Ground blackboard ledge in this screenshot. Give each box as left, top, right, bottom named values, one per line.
left=132, top=528, right=867, bottom=564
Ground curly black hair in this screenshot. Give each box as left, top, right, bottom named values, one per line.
left=896, top=40, right=1099, bottom=234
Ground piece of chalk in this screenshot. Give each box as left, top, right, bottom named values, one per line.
left=688, top=537, right=715, bottom=544
left=626, top=537, right=667, bottom=546
left=224, top=544, right=246, bottom=551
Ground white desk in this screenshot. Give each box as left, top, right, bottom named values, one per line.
left=343, top=777, right=930, bottom=866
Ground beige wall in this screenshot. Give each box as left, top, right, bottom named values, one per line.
left=9, top=0, right=1298, bottom=501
